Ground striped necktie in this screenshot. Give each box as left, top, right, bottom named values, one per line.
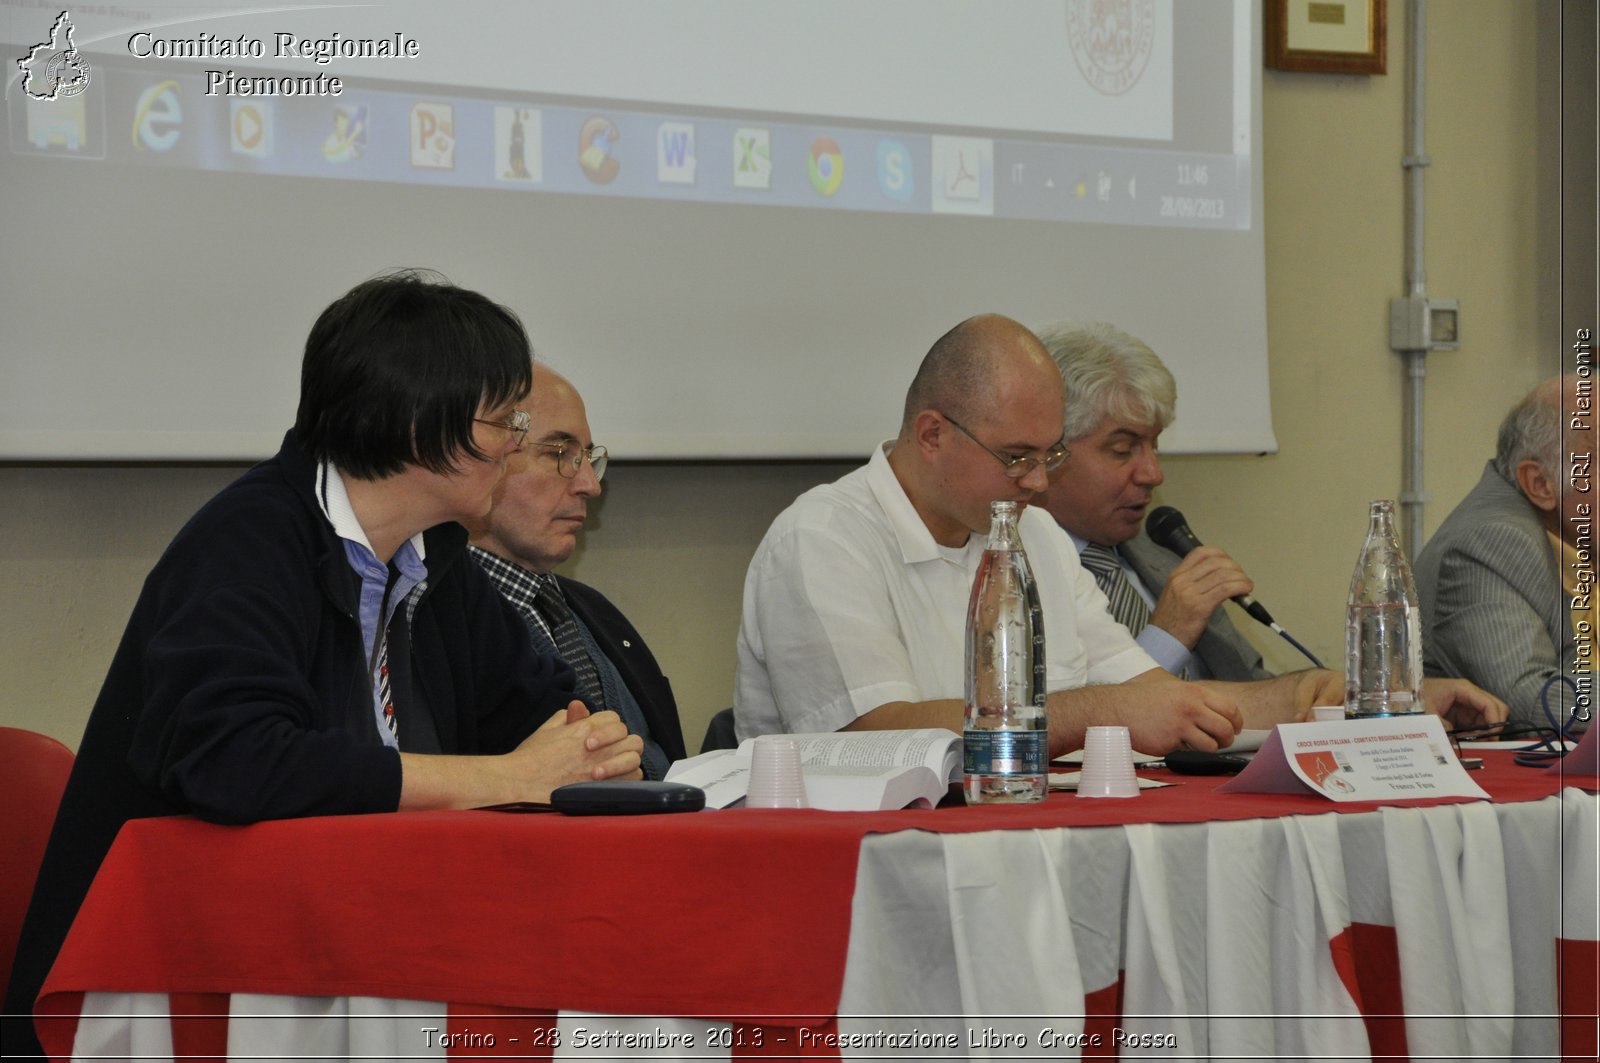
left=1079, top=542, right=1152, bottom=637
left=376, top=626, right=397, bottom=740
left=533, top=578, right=608, bottom=714
left=1080, top=543, right=1190, bottom=679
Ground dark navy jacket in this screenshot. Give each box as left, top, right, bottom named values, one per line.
left=3, top=433, right=576, bottom=1055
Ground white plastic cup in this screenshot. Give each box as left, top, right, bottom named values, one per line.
left=746, top=737, right=809, bottom=809
left=1077, top=725, right=1140, bottom=799
left=1313, top=705, right=1348, bottom=723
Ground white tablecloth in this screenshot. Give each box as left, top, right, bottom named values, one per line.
left=56, top=788, right=1597, bottom=1061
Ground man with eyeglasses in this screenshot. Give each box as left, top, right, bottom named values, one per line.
left=735, top=314, right=1254, bottom=756
left=467, top=364, right=686, bottom=778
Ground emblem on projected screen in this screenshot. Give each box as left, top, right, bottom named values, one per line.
left=1064, top=0, right=1154, bottom=96
left=16, top=11, right=92, bottom=101
left=807, top=137, right=843, bottom=197
left=579, top=116, right=620, bottom=184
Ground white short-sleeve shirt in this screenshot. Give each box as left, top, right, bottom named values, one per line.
left=733, top=443, right=1157, bottom=739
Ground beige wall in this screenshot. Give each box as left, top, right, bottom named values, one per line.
left=1157, top=0, right=1557, bottom=680
left=0, top=1, right=1568, bottom=750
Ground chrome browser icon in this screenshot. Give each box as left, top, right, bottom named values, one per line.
left=807, top=136, right=843, bottom=197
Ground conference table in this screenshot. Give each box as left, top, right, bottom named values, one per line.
left=33, top=750, right=1600, bottom=1062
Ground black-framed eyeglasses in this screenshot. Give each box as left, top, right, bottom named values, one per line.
left=532, top=439, right=609, bottom=482
left=474, top=409, right=531, bottom=448
left=941, top=412, right=1069, bottom=479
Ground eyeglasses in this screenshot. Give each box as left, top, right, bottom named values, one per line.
left=474, top=409, right=531, bottom=448
left=532, top=439, right=609, bottom=482
left=942, top=413, right=1069, bottom=479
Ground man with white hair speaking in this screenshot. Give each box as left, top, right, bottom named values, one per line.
left=1032, top=320, right=1504, bottom=726
left=1031, top=321, right=1270, bottom=682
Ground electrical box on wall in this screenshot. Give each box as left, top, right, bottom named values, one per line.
left=1389, top=295, right=1461, bottom=351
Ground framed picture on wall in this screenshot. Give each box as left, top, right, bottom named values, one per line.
left=1266, top=0, right=1388, bottom=75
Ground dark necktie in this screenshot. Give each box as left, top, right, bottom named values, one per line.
left=533, top=579, right=608, bottom=713
left=377, top=626, right=397, bottom=740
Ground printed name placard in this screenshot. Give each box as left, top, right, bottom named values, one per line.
left=1219, top=714, right=1489, bottom=802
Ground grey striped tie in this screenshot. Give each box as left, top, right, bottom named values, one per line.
left=1079, top=542, right=1152, bottom=637
left=1079, top=543, right=1189, bottom=679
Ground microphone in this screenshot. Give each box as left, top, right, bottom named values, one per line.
left=1144, top=505, right=1276, bottom=627
left=1144, top=505, right=1325, bottom=669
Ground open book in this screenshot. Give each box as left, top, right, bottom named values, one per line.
left=665, top=728, right=963, bottom=811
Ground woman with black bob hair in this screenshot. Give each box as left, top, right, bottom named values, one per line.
left=3, top=270, right=643, bottom=1057
left=297, top=268, right=534, bottom=479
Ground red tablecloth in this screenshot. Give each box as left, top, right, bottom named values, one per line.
left=34, top=750, right=1598, bottom=1061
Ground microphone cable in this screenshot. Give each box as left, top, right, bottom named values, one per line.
left=1272, top=625, right=1325, bottom=670
left=1145, top=505, right=1324, bottom=668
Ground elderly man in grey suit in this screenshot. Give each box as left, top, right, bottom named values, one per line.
left=1034, top=320, right=1506, bottom=727
left=1416, top=375, right=1592, bottom=730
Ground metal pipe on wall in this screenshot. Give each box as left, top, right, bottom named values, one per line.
left=1399, top=0, right=1430, bottom=556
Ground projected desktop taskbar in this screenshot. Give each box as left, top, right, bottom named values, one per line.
left=5, top=62, right=1250, bottom=231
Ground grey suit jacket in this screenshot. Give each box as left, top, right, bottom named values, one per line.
left=1414, top=461, right=1574, bottom=727
left=1119, top=527, right=1274, bottom=682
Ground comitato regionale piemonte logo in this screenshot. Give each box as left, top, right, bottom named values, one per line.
left=17, top=10, right=93, bottom=101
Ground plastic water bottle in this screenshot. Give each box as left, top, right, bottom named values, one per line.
left=964, top=500, right=1047, bottom=802
left=1345, top=499, right=1424, bottom=717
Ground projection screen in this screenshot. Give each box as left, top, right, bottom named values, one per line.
left=0, top=0, right=1272, bottom=461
